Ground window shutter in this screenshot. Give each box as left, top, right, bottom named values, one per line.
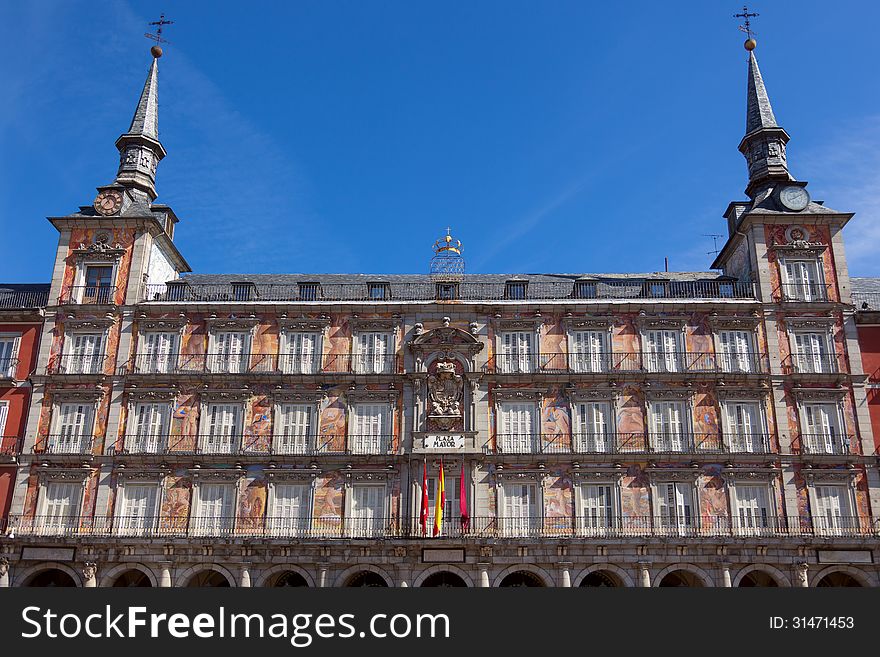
left=0, top=402, right=8, bottom=437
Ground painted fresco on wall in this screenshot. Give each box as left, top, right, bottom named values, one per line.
left=318, top=391, right=347, bottom=453
left=238, top=473, right=267, bottom=532
left=243, top=393, right=272, bottom=452
left=725, top=237, right=752, bottom=281
left=61, top=227, right=137, bottom=306
left=617, top=386, right=645, bottom=450
left=312, top=473, right=344, bottom=532
left=685, top=313, right=713, bottom=355
left=612, top=314, right=639, bottom=354
left=539, top=315, right=566, bottom=360
left=620, top=466, right=651, bottom=519
left=22, top=471, right=39, bottom=520
left=693, top=390, right=719, bottom=445
left=543, top=472, right=571, bottom=523
left=159, top=474, right=191, bottom=532
left=700, top=465, right=728, bottom=525
left=541, top=385, right=571, bottom=452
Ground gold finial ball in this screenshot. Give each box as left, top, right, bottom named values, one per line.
left=744, top=38, right=757, bottom=52
left=151, top=45, right=163, bottom=58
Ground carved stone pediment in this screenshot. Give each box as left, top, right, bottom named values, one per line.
left=792, top=387, right=846, bottom=402
left=115, top=468, right=169, bottom=482
left=272, top=388, right=325, bottom=403
left=785, top=316, right=835, bottom=330
left=127, top=387, right=178, bottom=401
left=344, top=470, right=394, bottom=483
left=52, top=387, right=105, bottom=402
left=716, top=386, right=769, bottom=400
left=64, top=316, right=116, bottom=330
left=346, top=388, right=397, bottom=403
left=205, top=316, right=260, bottom=330
left=567, top=386, right=619, bottom=402
left=721, top=469, right=778, bottom=481
left=572, top=469, right=625, bottom=481
left=646, top=469, right=701, bottom=482
left=494, top=469, right=546, bottom=484
left=267, top=469, right=319, bottom=483
left=190, top=467, right=246, bottom=482
left=38, top=469, right=91, bottom=483
left=708, top=312, right=761, bottom=330
left=493, top=387, right=543, bottom=402
left=138, top=317, right=188, bottom=330
left=199, top=387, right=251, bottom=402
left=71, top=241, right=126, bottom=262
left=644, top=387, right=694, bottom=401
left=352, top=317, right=399, bottom=332
left=278, top=316, right=331, bottom=332
left=563, top=316, right=614, bottom=330
left=636, top=313, right=688, bottom=330
left=410, top=324, right=483, bottom=357
left=801, top=467, right=855, bottom=483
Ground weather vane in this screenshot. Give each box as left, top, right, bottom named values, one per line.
left=145, top=13, right=174, bottom=58
left=734, top=6, right=759, bottom=51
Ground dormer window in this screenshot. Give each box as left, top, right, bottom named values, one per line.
left=231, top=282, right=254, bottom=302
left=504, top=281, right=528, bottom=300
left=368, top=282, right=389, bottom=300
left=435, top=283, right=458, bottom=300
left=298, top=282, right=320, bottom=301
left=573, top=281, right=597, bottom=299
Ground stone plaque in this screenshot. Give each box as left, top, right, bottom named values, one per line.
left=21, top=547, right=76, bottom=561
left=817, top=550, right=873, bottom=564
left=424, top=434, right=465, bottom=450
left=422, top=548, right=465, bottom=563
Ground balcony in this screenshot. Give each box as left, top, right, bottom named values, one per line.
left=48, top=354, right=108, bottom=375
left=6, top=514, right=874, bottom=539
left=58, top=285, right=118, bottom=305
left=486, top=352, right=768, bottom=375
left=126, top=353, right=401, bottom=376
left=723, top=433, right=770, bottom=454
left=142, top=279, right=758, bottom=303
left=0, top=288, right=49, bottom=309
left=0, top=357, right=19, bottom=379
left=108, top=433, right=388, bottom=456
left=33, top=435, right=94, bottom=455
left=799, top=433, right=855, bottom=456
left=1, top=436, right=23, bottom=457
left=776, top=283, right=832, bottom=303
left=782, top=352, right=842, bottom=375
left=486, top=432, right=761, bottom=455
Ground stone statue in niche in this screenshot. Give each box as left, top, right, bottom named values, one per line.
left=427, top=361, right=463, bottom=430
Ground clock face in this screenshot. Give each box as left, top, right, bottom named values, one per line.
left=778, top=185, right=810, bottom=212
left=94, top=190, right=123, bottom=216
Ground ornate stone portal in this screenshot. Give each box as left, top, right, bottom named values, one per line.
left=427, top=361, right=463, bottom=430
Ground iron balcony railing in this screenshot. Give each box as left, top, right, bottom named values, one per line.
left=487, top=352, right=768, bottom=375
left=33, top=435, right=94, bottom=455
left=142, top=280, right=758, bottom=303
left=5, top=514, right=874, bottom=539
left=107, top=434, right=393, bottom=456
left=1, top=436, right=23, bottom=457
left=0, top=288, right=49, bottom=309
left=47, top=354, right=108, bottom=375
left=127, top=353, right=402, bottom=375
left=782, top=352, right=843, bottom=375
left=0, top=358, right=19, bottom=378
left=776, top=283, right=833, bottom=303
left=58, top=285, right=118, bottom=305
left=799, top=433, right=856, bottom=456
left=487, top=432, right=770, bottom=455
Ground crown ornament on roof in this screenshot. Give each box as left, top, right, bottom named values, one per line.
left=433, top=227, right=462, bottom=255
left=430, top=228, right=465, bottom=280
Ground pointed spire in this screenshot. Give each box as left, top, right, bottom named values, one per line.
left=745, top=51, right=778, bottom=134
left=114, top=51, right=167, bottom=201
left=737, top=43, right=792, bottom=198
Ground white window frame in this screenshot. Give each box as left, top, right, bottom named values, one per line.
left=49, top=400, right=96, bottom=454
left=279, top=329, right=322, bottom=374
left=114, top=480, right=163, bottom=536
left=267, top=479, right=314, bottom=537
left=642, top=328, right=684, bottom=373
left=345, top=482, right=389, bottom=537
left=137, top=330, right=180, bottom=373
left=799, top=400, right=847, bottom=455
left=719, top=398, right=768, bottom=453
left=207, top=329, right=252, bottom=374
left=0, top=400, right=8, bottom=440
left=498, top=479, right=543, bottom=537
left=198, top=402, right=245, bottom=454
left=36, top=479, right=85, bottom=534
left=273, top=401, right=318, bottom=455
left=647, top=398, right=693, bottom=452
left=498, top=330, right=537, bottom=374
left=568, top=329, right=611, bottom=373
left=571, top=399, right=616, bottom=453
left=714, top=329, right=756, bottom=373
left=0, top=333, right=21, bottom=378
left=727, top=479, right=775, bottom=536
left=652, top=479, right=699, bottom=535
left=808, top=482, right=859, bottom=536
left=789, top=329, right=835, bottom=374
left=497, top=400, right=539, bottom=454
left=73, top=260, right=118, bottom=303
left=190, top=480, right=239, bottom=537
left=575, top=479, right=620, bottom=536
left=348, top=402, right=392, bottom=454
left=353, top=331, right=394, bottom=374
left=62, top=330, right=107, bottom=374
left=779, top=255, right=825, bottom=302
left=125, top=400, right=172, bottom=453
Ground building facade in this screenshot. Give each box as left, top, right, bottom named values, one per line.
left=853, top=279, right=880, bottom=457
left=1, top=42, right=878, bottom=588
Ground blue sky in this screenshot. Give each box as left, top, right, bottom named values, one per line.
left=2, top=0, right=879, bottom=282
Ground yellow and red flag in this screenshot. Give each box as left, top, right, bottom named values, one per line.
left=433, top=458, right=445, bottom=536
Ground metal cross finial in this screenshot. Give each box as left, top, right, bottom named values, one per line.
left=446, top=227, right=451, bottom=236
left=145, top=12, right=174, bottom=45
left=734, top=5, right=759, bottom=39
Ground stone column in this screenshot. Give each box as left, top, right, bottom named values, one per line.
left=0, top=557, right=9, bottom=587
left=558, top=563, right=572, bottom=587
left=720, top=563, right=732, bottom=588
left=318, top=565, right=329, bottom=588
left=239, top=564, right=251, bottom=588
left=83, top=562, right=97, bottom=588
left=399, top=580, right=409, bottom=587
left=477, top=563, right=490, bottom=588
left=637, top=562, right=651, bottom=588
left=158, top=562, right=172, bottom=587
left=795, top=562, right=809, bottom=588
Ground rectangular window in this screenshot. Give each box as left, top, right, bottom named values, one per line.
left=717, top=330, right=755, bottom=373
left=350, top=403, right=391, bottom=454
left=280, top=331, right=319, bottom=374
left=570, top=330, right=608, bottom=373
left=298, top=282, right=320, bottom=301
left=435, top=283, right=458, bottom=300
left=138, top=331, right=177, bottom=373
left=349, top=484, right=386, bottom=537
left=83, top=265, right=114, bottom=303
left=783, top=259, right=823, bottom=301
left=732, top=484, right=771, bottom=535
left=127, top=402, right=169, bottom=453
left=0, top=335, right=20, bottom=378
left=573, top=281, right=597, bottom=299
left=498, top=402, right=537, bottom=453
left=354, top=331, right=393, bottom=374
left=573, top=401, right=612, bottom=453
left=41, top=482, right=82, bottom=532
left=578, top=483, right=616, bottom=536
left=802, top=403, right=844, bottom=455
left=118, top=484, right=159, bottom=535
left=499, top=331, right=535, bottom=373
left=501, top=481, right=538, bottom=537
left=656, top=482, right=695, bottom=534
left=813, top=485, right=855, bottom=535
left=202, top=403, right=242, bottom=454
left=427, top=475, right=461, bottom=535
left=723, top=401, right=764, bottom=452
left=793, top=332, right=833, bottom=373
left=193, top=483, right=236, bottom=536
left=643, top=330, right=682, bottom=373
left=504, top=281, right=528, bottom=300
left=276, top=403, right=313, bottom=455
left=0, top=401, right=8, bottom=439
left=367, top=283, right=389, bottom=300
left=270, top=483, right=310, bottom=536
left=231, top=282, right=254, bottom=301
left=211, top=331, right=249, bottom=373
left=649, top=400, right=690, bottom=451
left=52, top=402, right=93, bottom=454
left=65, top=333, right=104, bottom=374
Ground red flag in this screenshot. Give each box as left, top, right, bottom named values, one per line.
left=460, top=460, right=470, bottom=532
left=420, top=459, right=429, bottom=536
